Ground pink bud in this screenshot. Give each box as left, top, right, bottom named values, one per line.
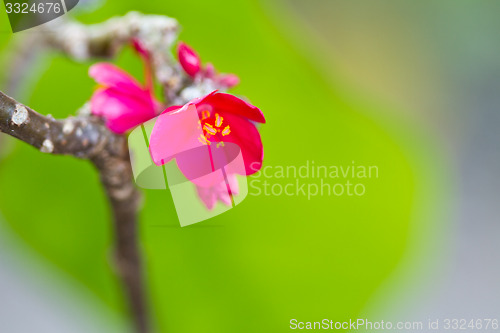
left=217, top=74, right=240, bottom=88
left=203, top=62, right=216, bottom=79
left=177, top=42, right=201, bottom=78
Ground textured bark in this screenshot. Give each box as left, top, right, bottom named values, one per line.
left=0, top=12, right=185, bottom=332
left=0, top=90, right=147, bottom=332
left=1, top=12, right=192, bottom=333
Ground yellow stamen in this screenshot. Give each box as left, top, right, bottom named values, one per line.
left=203, top=123, right=217, bottom=135
left=201, top=110, right=211, bottom=120
left=221, top=125, right=231, bottom=136
left=198, top=134, right=211, bottom=145
left=215, top=113, right=223, bottom=127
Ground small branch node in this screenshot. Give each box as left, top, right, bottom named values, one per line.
left=40, top=139, right=54, bottom=153
left=12, top=104, right=29, bottom=126
left=63, top=119, right=75, bottom=135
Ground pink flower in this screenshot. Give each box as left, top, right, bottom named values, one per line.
left=149, top=91, right=265, bottom=209
left=177, top=42, right=240, bottom=89
left=150, top=90, right=265, bottom=172
left=89, top=63, right=160, bottom=134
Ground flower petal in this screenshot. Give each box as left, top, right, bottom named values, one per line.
left=90, top=87, right=157, bottom=134
left=149, top=104, right=202, bottom=166
left=89, top=63, right=144, bottom=93
left=195, top=185, right=217, bottom=210
left=196, top=92, right=265, bottom=124
left=220, top=113, right=264, bottom=175
left=194, top=173, right=239, bottom=209
left=226, top=174, right=240, bottom=196
left=159, top=105, right=182, bottom=115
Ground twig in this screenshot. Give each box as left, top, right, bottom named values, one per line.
left=0, top=91, right=148, bottom=332
left=44, top=12, right=183, bottom=101
left=1, top=12, right=187, bottom=333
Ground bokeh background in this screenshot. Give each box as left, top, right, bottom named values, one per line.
left=0, top=0, right=498, bottom=332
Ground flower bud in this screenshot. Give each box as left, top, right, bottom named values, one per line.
left=203, top=62, right=216, bottom=79
left=177, top=42, right=201, bottom=78
left=218, top=74, right=240, bottom=88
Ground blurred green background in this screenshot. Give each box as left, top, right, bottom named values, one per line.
left=0, top=0, right=460, bottom=332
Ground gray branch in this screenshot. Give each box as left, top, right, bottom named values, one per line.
left=44, top=12, right=183, bottom=101
left=0, top=12, right=185, bottom=333
left=0, top=90, right=147, bottom=332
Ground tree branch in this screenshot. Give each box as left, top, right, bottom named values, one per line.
left=0, top=91, right=147, bottom=332
left=44, top=12, right=183, bottom=101
left=0, top=12, right=189, bottom=333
